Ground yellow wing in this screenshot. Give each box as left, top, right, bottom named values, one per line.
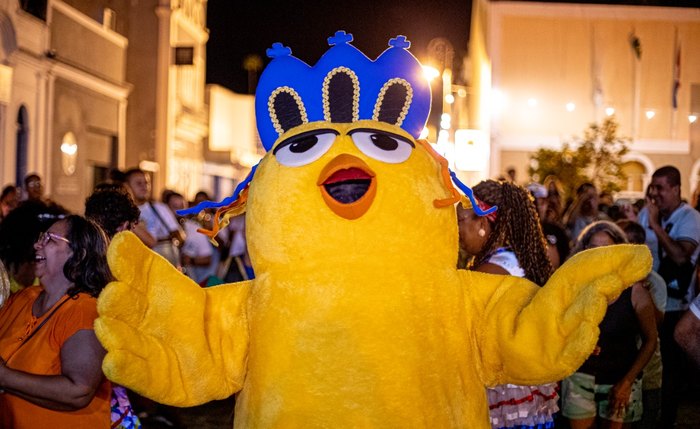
left=94, top=231, right=251, bottom=406
left=463, top=244, right=651, bottom=386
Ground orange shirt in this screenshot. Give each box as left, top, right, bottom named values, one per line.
left=0, top=286, right=111, bottom=429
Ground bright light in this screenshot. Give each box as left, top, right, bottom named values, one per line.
left=689, top=115, right=698, bottom=124
left=240, top=152, right=262, bottom=168
left=645, top=110, right=656, bottom=120
left=527, top=98, right=538, bottom=107
left=605, top=107, right=615, bottom=116
left=457, top=88, right=467, bottom=97
left=440, top=113, right=451, bottom=130
left=139, top=160, right=160, bottom=172
left=434, top=131, right=455, bottom=169
left=454, top=129, right=489, bottom=172
left=566, top=102, right=576, bottom=112
left=422, top=65, right=440, bottom=82
left=445, top=94, right=455, bottom=104
left=491, top=89, right=507, bottom=114
left=60, top=132, right=78, bottom=176
left=60, top=142, right=77, bottom=155
left=419, top=127, right=429, bottom=139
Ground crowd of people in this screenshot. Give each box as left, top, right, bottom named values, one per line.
left=0, top=163, right=699, bottom=428
left=458, top=165, right=700, bottom=429
left=0, top=169, right=251, bottom=428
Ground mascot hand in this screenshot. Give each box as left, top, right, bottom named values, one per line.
left=478, top=244, right=651, bottom=385
left=95, top=231, right=250, bottom=406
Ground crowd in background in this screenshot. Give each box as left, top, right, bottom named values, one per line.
left=0, top=163, right=699, bottom=428
left=458, top=165, right=700, bottom=429
left=0, top=168, right=251, bottom=428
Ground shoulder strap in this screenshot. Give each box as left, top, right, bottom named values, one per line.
left=148, top=201, right=176, bottom=233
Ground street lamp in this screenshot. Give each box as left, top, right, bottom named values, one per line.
left=426, top=38, right=454, bottom=143
left=422, top=65, right=440, bottom=82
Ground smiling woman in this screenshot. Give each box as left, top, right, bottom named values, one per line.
left=0, top=215, right=113, bottom=428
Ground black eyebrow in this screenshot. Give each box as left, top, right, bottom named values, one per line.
left=347, top=128, right=415, bottom=148
left=272, top=129, right=339, bottom=155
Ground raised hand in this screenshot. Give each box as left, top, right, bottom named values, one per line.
left=95, top=231, right=250, bottom=406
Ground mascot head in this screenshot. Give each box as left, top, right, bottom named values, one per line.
left=180, top=31, right=496, bottom=272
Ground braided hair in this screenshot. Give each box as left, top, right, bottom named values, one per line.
left=468, top=180, right=553, bottom=286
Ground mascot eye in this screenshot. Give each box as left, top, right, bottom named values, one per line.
left=273, top=130, right=338, bottom=167
left=349, top=129, right=414, bottom=164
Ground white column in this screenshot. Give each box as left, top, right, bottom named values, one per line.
left=118, top=99, right=127, bottom=168
left=38, top=69, right=52, bottom=188
left=154, top=3, right=172, bottom=193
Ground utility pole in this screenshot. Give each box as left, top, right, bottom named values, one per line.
left=243, top=54, right=263, bottom=95
left=427, top=38, right=454, bottom=143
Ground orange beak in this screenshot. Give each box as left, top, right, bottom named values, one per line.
left=317, top=154, right=377, bottom=220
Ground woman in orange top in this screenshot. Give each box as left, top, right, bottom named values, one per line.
left=0, top=215, right=112, bottom=428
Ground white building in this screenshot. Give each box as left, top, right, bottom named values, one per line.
left=467, top=0, right=700, bottom=198
left=0, top=0, right=130, bottom=212
left=125, top=0, right=209, bottom=199
left=204, top=84, right=263, bottom=200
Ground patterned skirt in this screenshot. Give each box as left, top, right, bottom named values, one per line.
left=487, top=383, right=559, bottom=429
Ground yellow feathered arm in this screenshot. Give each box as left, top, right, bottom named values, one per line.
left=465, top=244, right=651, bottom=386
left=94, top=231, right=251, bottom=406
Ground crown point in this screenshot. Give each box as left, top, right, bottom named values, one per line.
left=389, top=35, right=411, bottom=49
left=267, top=42, right=292, bottom=59
left=328, top=30, right=353, bottom=46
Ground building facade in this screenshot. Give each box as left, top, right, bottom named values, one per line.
left=0, top=0, right=253, bottom=211
left=0, top=0, right=130, bottom=212
left=468, top=1, right=700, bottom=198
left=124, top=0, right=209, bottom=199
left=204, top=84, right=263, bottom=201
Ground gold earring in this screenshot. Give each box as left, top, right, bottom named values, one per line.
left=478, top=228, right=486, bottom=237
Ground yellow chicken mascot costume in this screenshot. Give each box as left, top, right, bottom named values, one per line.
left=96, top=31, right=651, bottom=428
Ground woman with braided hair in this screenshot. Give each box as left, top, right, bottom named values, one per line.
left=457, top=179, right=558, bottom=429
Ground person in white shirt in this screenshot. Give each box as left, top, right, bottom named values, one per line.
left=124, top=168, right=184, bottom=268
left=636, top=166, right=700, bottom=429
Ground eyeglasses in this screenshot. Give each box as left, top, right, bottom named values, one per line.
left=26, top=181, right=42, bottom=188
left=36, top=231, right=71, bottom=246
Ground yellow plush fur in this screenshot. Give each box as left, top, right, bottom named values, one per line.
left=96, top=120, right=651, bottom=428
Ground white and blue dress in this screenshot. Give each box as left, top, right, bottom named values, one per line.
left=483, top=248, right=559, bottom=429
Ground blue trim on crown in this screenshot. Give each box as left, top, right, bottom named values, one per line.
left=177, top=162, right=260, bottom=216
left=328, top=30, right=353, bottom=45
left=449, top=170, right=498, bottom=217
left=389, top=35, right=410, bottom=49
left=266, top=42, right=292, bottom=59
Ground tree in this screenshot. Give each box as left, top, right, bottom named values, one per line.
left=528, top=117, right=630, bottom=199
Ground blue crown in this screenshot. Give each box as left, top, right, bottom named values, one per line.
left=255, top=31, right=432, bottom=151
left=179, top=32, right=497, bottom=223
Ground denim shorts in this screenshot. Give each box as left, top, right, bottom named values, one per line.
left=561, top=372, right=643, bottom=423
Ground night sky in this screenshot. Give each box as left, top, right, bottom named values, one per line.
left=205, top=1, right=697, bottom=95
left=205, top=0, right=472, bottom=95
